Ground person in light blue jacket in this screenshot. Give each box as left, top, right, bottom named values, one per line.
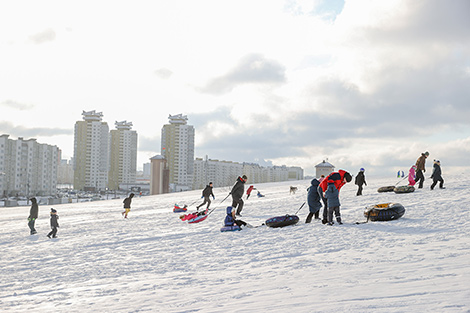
left=324, top=182, right=342, bottom=226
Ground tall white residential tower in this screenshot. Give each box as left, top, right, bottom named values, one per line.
left=109, top=121, right=138, bottom=190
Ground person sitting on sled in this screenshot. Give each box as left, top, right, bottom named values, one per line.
left=224, top=206, right=250, bottom=228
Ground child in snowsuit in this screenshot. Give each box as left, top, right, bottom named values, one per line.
left=355, top=168, right=367, bottom=196
left=224, top=206, right=248, bottom=228
left=306, top=178, right=322, bottom=223
left=430, top=160, right=445, bottom=190
left=325, top=183, right=342, bottom=226
left=122, top=193, right=135, bottom=218
left=47, top=208, right=59, bottom=238
left=197, top=182, right=214, bottom=210
left=408, top=165, right=417, bottom=186
left=28, top=197, right=39, bottom=235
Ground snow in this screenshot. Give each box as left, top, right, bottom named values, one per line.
left=1, top=175, right=469, bottom=312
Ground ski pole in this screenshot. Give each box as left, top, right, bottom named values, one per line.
left=294, top=202, right=306, bottom=215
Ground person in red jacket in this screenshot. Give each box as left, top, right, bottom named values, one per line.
left=246, top=185, right=256, bottom=199
left=318, top=170, right=352, bottom=224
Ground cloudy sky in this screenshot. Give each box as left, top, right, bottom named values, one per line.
left=1, top=0, right=469, bottom=177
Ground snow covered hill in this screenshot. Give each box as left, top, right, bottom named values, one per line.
left=1, top=175, right=469, bottom=312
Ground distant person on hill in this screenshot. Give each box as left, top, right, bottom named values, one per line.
left=47, top=208, right=59, bottom=238
left=325, top=182, right=342, bottom=226
left=257, top=191, right=265, bottom=197
left=430, top=160, right=445, bottom=190
left=408, top=165, right=417, bottom=186
left=306, top=178, right=322, bottom=223
left=319, top=170, right=352, bottom=224
left=196, top=182, right=214, bottom=210
left=355, top=168, right=367, bottom=196
left=246, top=185, right=255, bottom=199
left=415, top=151, right=429, bottom=188
left=28, top=197, right=39, bottom=235
left=230, top=175, right=247, bottom=216
left=122, top=193, right=135, bottom=218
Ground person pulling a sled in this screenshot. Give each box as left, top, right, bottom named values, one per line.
left=306, top=178, right=322, bottom=223
left=415, top=151, right=429, bottom=188
left=47, top=208, right=59, bottom=238
left=246, top=185, right=256, bottom=199
left=197, top=182, right=215, bottom=210
left=122, top=193, right=135, bottom=218
left=231, top=175, right=247, bottom=216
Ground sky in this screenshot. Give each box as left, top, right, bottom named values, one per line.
left=1, top=0, right=469, bottom=177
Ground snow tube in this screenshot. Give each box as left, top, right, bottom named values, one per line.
left=394, top=186, right=415, bottom=194
left=173, top=205, right=187, bottom=213
left=377, top=186, right=395, bottom=193
left=220, top=225, right=241, bottom=232
left=364, top=203, right=405, bottom=221
left=265, top=215, right=299, bottom=228
left=188, top=214, right=208, bottom=224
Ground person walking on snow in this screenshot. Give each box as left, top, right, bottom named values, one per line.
left=196, top=182, right=215, bottom=210
left=408, top=165, right=417, bottom=186
left=355, top=168, right=367, bottom=196
left=246, top=185, right=255, bottom=199
left=28, top=197, right=39, bottom=235
left=430, top=160, right=445, bottom=190
left=415, top=151, right=429, bottom=188
left=319, top=170, right=352, bottom=224
left=306, top=178, right=322, bottom=223
left=231, top=175, right=247, bottom=216
left=325, top=182, right=342, bottom=226
left=47, top=208, right=59, bottom=238
left=122, top=193, right=135, bottom=218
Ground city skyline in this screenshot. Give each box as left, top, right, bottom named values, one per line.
left=1, top=1, right=469, bottom=176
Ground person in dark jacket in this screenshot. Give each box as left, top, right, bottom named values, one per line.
left=47, top=208, right=59, bottom=238
left=319, top=170, right=352, bottom=224
left=28, top=197, right=39, bottom=235
left=355, top=168, right=367, bottom=196
left=415, top=151, right=429, bottom=188
left=224, top=206, right=248, bottom=228
left=122, top=193, right=135, bottom=218
left=231, top=175, right=247, bottom=216
left=197, top=182, right=215, bottom=210
left=325, top=183, right=342, bottom=225
left=430, top=160, right=445, bottom=190
left=306, top=178, right=322, bottom=223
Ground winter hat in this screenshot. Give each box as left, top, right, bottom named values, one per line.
left=50, top=208, right=57, bottom=213
left=424, top=151, right=429, bottom=156
left=242, top=175, right=247, bottom=180
left=344, top=172, right=352, bottom=182
left=226, top=206, right=233, bottom=214
left=360, top=168, right=365, bottom=172
left=434, top=159, right=440, bottom=164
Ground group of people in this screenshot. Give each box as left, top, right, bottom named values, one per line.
left=27, top=197, right=60, bottom=238
left=408, top=151, right=445, bottom=190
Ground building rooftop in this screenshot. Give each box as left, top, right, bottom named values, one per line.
left=315, top=160, right=335, bottom=168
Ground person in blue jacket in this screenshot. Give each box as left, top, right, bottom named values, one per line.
left=306, top=178, right=322, bottom=223
left=325, top=182, right=342, bottom=226
left=224, top=206, right=248, bottom=228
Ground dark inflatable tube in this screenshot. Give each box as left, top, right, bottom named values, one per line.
left=364, top=203, right=405, bottom=221
left=394, top=186, right=415, bottom=194
left=265, top=215, right=299, bottom=228
left=220, top=225, right=241, bottom=232
left=377, top=186, right=395, bottom=193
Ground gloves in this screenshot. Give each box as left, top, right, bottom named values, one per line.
left=212, top=196, right=215, bottom=200
left=201, top=196, right=204, bottom=198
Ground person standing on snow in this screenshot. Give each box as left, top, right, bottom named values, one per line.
left=196, top=182, right=215, bottom=210
left=355, top=168, right=367, bottom=196
left=415, top=151, right=429, bottom=188
left=28, top=197, right=39, bottom=235
left=246, top=185, right=255, bottom=199
left=122, top=193, right=135, bottom=218
left=231, top=175, right=247, bottom=216
left=408, top=165, right=417, bottom=186
left=47, top=208, right=59, bottom=238
left=430, top=160, right=445, bottom=190
left=306, top=178, right=322, bottom=223
left=325, top=182, right=342, bottom=225
left=318, top=170, right=352, bottom=224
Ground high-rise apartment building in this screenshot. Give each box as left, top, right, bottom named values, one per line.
left=109, top=121, right=138, bottom=190
left=0, top=134, right=58, bottom=197
left=161, top=114, right=195, bottom=192
left=73, top=110, right=109, bottom=191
